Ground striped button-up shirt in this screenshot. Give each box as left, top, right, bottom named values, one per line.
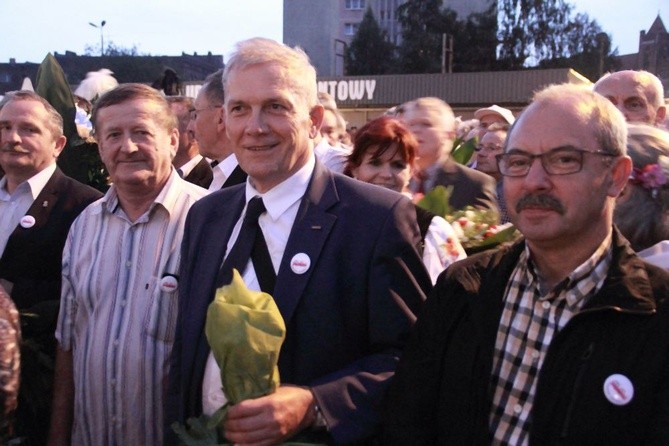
left=56, top=172, right=206, bottom=446
left=489, top=233, right=613, bottom=445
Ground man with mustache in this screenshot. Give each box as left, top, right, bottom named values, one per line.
left=0, top=91, right=102, bottom=444
left=48, top=84, right=206, bottom=445
left=383, top=83, right=669, bottom=444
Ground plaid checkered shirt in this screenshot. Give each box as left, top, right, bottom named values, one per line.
left=489, top=233, right=613, bottom=445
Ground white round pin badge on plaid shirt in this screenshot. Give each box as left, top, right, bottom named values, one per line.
left=603, top=374, right=634, bottom=406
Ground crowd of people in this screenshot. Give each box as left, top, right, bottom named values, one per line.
left=0, top=36, right=668, bottom=445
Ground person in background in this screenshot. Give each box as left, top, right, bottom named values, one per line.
left=402, top=97, right=499, bottom=213
left=594, top=70, right=666, bottom=126
left=614, top=123, right=669, bottom=268
left=313, top=92, right=350, bottom=173
left=473, top=104, right=515, bottom=139
left=189, top=70, right=247, bottom=192
left=383, top=83, right=669, bottom=444
left=474, top=122, right=511, bottom=223
left=345, top=116, right=466, bottom=283
left=166, top=96, right=213, bottom=188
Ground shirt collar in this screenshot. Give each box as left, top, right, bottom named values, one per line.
left=521, top=232, right=613, bottom=310
left=217, top=153, right=239, bottom=178
left=98, top=169, right=183, bottom=219
left=245, top=153, right=315, bottom=221
left=0, top=163, right=57, bottom=201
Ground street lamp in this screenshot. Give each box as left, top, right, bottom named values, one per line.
left=89, top=20, right=106, bottom=56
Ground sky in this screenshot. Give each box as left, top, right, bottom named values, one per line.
left=0, top=0, right=665, bottom=65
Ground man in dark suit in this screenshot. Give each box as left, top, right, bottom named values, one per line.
left=189, top=70, right=247, bottom=192
left=167, top=38, right=432, bottom=445
left=167, top=96, right=213, bottom=189
left=403, top=97, right=499, bottom=213
left=0, top=90, right=102, bottom=445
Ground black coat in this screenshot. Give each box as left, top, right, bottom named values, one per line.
left=383, top=229, right=669, bottom=445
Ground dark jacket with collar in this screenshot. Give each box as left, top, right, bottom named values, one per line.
left=167, top=161, right=432, bottom=444
left=382, top=229, right=669, bottom=445
left=183, top=157, right=213, bottom=189
left=432, top=158, right=499, bottom=214
left=0, top=167, right=102, bottom=313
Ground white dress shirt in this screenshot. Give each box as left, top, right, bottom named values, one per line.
left=0, top=163, right=57, bottom=256
left=201, top=154, right=316, bottom=415
left=208, top=153, right=240, bottom=192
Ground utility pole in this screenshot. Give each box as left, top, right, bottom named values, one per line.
left=442, top=34, right=454, bottom=73
left=89, top=20, right=107, bottom=56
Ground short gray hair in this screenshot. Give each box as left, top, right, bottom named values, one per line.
left=223, top=38, right=318, bottom=110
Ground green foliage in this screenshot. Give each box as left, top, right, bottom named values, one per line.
left=497, top=0, right=616, bottom=70
left=345, top=7, right=396, bottom=75
left=396, top=0, right=497, bottom=74
left=84, top=40, right=143, bottom=57
left=417, top=185, right=454, bottom=217
left=451, top=137, right=477, bottom=166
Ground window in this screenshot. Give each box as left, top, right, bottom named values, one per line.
left=345, top=0, right=365, bottom=10
left=344, top=23, right=359, bottom=36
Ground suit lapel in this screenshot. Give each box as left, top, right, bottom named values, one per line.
left=7, top=168, right=62, bottom=239
left=273, top=162, right=338, bottom=326
left=222, top=165, right=247, bottom=189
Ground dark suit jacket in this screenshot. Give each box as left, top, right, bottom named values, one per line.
left=221, top=164, right=247, bottom=189
left=183, top=157, right=213, bottom=189
left=167, top=161, right=431, bottom=444
left=0, top=167, right=102, bottom=312
left=432, top=159, right=499, bottom=214
left=0, top=167, right=101, bottom=444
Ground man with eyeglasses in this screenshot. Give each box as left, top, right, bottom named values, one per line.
left=383, top=83, right=669, bottom=445
left=189, top=70, right=247, bottom=192
left=475, top=122, right=510, bottom=222
left=593, top=70, right=666, bottom=126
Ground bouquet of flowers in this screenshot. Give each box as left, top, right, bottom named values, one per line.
left=418, top=186, right=519, bottom=254
left=446, top=207, right=518, bottom=254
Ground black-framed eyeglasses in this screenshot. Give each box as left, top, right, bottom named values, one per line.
left=496, top=147, right=618, bottom=177
left=189, top=105, right=221, bottom=120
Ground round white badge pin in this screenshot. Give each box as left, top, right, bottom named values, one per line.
left=603, top=374, right=634, bottom=406
left=159, top=275, right=179, bottom=293
left=20, top=215, right=36, bottom=229
left=290, top=253, right=311, bottom=274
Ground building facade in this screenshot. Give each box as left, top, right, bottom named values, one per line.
left=283, top=0, right=489, bottom=76
left=616, top=15, right=669, bottom=93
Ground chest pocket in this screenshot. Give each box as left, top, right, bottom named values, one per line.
left=142, top=275, right=180, bottom=342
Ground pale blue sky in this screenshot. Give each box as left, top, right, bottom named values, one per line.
left=1, top=0, right=664, bottom=64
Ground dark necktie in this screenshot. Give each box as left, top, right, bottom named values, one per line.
left=216, top=196, right=276, bottom=293
left=210, top=160, right=219, bottom=168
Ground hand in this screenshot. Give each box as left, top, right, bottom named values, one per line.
left=223, top=385, right=316, bottom=446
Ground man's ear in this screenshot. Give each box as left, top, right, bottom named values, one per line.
left=608, top=155, right=633, bottom=198
left=655, top=105, right=666, bottom=127
left=309, top=104, right=324, bottom=139
left=168, top=128, right=179, bottom=160
left=216, top=107, right=226, bottom=133
left=53, top=135, right=67, bottom=158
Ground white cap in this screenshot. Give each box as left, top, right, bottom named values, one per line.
left=474, top=104, right=515, bottom=125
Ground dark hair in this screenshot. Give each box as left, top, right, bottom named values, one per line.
left=91, top=83, right=177, bottom=133
left=345, top=116, right=417, bottom=176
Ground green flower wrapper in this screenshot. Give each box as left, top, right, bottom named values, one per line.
left=172, top=269, right=286, bottom=445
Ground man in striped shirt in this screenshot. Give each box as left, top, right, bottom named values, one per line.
left=48, top=84, right=206, bottom=445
